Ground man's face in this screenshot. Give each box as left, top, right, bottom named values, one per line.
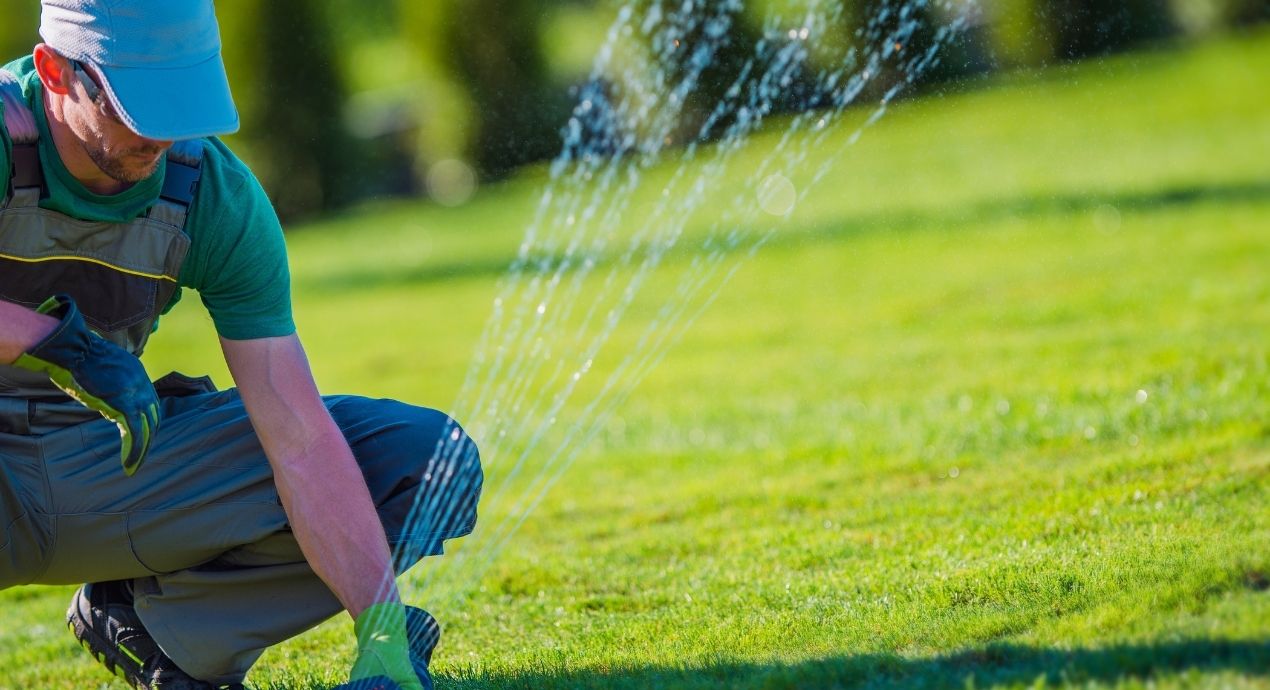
left=67, top=63, right=171, bottom=184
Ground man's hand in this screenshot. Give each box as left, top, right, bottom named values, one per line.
left=349, top=602, right=426, bottom=690
left=11, top=294, right=159, bottom=475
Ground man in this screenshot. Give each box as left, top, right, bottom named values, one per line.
left=0, top=2, right=482, bottom=689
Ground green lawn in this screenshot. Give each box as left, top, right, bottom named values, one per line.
left=3, top=29, right=1268, bottom=690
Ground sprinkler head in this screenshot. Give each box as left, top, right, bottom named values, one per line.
left=331, top=678, right=402, bottom=690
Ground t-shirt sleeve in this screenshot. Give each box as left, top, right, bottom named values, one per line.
left=183, top=160, right=296, bottom=341
left=0, top=57, right=35, bottom=197
left=0, top=92, right=12, bottom=195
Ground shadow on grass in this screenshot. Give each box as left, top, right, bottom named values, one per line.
left=437, top=638, right=1270, bottom=690
left=302, top=179, right=1270, bottom=295
left=815, top=179, right=1270, bottom=241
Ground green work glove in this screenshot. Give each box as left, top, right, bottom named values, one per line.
left=11, top=294, right=159, bottom=476
left=350, top=602, right=426, bottom=690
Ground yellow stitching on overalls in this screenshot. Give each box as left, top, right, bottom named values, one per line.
left=0, top=252, right=178, bottom=282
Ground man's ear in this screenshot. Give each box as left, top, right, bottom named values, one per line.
left=33, top=43, right=74, bottom=96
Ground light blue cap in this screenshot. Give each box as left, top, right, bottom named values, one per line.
left=40, top=0, right=240, bottom=140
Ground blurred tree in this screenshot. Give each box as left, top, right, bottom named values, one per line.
left=216, top=0, right=358, bottom=220
left=433, top=0, right=572, bottom=178
left=984, top=0, right=1053, bottom=66
left=0, top=3, right=40, bottom=65
left=396, top=1, right=478, bottom=173
left=1044, top=0, right=1177, bottom=58
left=1228, top=0, right=1270, bottom=25
left=986, top=0, right=1178, bottom=66
left=1170, top=0, right=1270, bottom=33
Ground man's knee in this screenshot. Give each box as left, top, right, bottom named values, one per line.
left=407, top=406, right=483, bottom=538
left=378, top=403, right=482, bottom=575
left=328, top=396, right=483, bottom=547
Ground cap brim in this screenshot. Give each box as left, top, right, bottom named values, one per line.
left=97, top=53, right=240, bottom=140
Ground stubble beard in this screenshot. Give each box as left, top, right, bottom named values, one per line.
left=82, top=135, right=164, bottom=185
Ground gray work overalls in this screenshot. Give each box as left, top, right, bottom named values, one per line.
left=0, top=71, right=481, bottom=685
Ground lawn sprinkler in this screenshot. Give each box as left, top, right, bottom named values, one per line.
left=331, top=678, right=404, bottom=690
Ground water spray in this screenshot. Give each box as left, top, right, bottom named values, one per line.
left=388, top=0, right=977, bottom=613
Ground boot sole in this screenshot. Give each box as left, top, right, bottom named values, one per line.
left=67, top=584, right=148, bottom=689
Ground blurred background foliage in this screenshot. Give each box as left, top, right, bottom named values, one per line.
left=0, top=0, right=1265, bottom=220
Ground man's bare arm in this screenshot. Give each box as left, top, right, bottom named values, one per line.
left=0, top=299, right=58, bottom=363
left=220, top=333, right=399, bottom=618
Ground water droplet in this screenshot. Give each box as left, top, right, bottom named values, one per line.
left=537, top=302, right=547, bottom=315
left=800, top=27, right=811, bottom=40
left=1094, top=204, right=1122, bottom=233
left=1135, top=389, right=1149, bottom=404
left=949, top=467, right=960, bottom=478
left=757, top=174, right=796, bottom=216
left=787, top=29, right=799, bottom=40
left=1084, top=426, right=1098, bottom=440
left=427, top=159, right=478, bottom=206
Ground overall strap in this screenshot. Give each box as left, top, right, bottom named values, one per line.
left=0, top=69, right=43, bottom=209
left=147, top=139, right=205, bottom=229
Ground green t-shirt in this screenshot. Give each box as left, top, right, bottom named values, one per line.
left=0, top=56, right=294, bottom=341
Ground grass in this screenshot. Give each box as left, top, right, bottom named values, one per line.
left=2, top=28, right=1269, bottom=690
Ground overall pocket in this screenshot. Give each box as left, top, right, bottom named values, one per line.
left=38, top=512, right=153, bottom=584
left=127, top=500, right=287, bottom=575
left=0, top=433, right=51, bottom=587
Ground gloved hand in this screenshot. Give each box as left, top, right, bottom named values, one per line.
left=350, top=602, right=426, bottom=690
left=11, top=294, right=159, bottom=475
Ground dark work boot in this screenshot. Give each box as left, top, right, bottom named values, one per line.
left=67, top=580, right=241, bottom=690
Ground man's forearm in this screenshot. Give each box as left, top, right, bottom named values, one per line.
left=270, top=421, right=400, bottom=618
left=221, top=334, right=402, bottom=619
left=0, top=299, right=59, bottom=363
